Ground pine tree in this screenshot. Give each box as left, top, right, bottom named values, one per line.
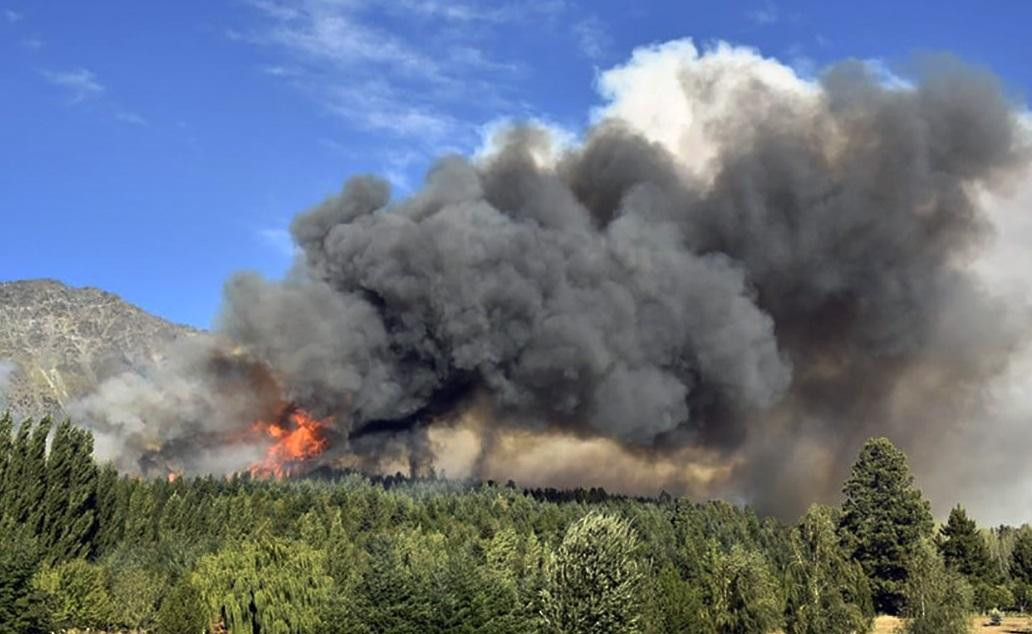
left=541, top=512, right=646, bottom=634
left=839, top=437, right=934, bottom=615
left=939, top=505, right=992, bottom=580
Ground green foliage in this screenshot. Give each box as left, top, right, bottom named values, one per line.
left=1010, top=581, right=1032, bottom=612
left=784, top=505, right=873, bottom=634
left=192, top=535, right=333, bottom=633
left=1010, top=529, right=1032, bottom=584
left=701, top=542, right=784, bottom=634
left=900, top=541, right=972, bottom=634
left=0, top=531, right=49, bottom=634
left=839, top=437, right=934, bottom=615
left=155, top=576, right=207, bottom=634
left=972, top=581, right=1012, bottom=614
left=541, top=512, right=646, bottom=634
left=988, top=607, right=1003, bottom=625
left=939, top=505, right=993, bottom=583
left=108, top=559, right=168, bottom=630
left=32, top=558, right=115, bottom=630
left=8, top=417, right=1030, bottom=632
left=650, top=563, right=707, bottom=633
left=39, top=419, right=99, bottom=563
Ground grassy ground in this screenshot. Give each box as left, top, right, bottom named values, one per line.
left=872, top=614, right=1032, bottom=633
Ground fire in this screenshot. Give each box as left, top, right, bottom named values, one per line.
left=250, top=407, right=329, bottom=478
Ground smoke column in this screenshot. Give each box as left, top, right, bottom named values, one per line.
left=74, top=40, right=1032, bottom=519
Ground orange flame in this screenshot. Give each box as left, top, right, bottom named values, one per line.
left=250, top=407, right=329, bottom=479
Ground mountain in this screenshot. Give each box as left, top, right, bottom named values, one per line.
left=0, top=279, right=197, bottom=419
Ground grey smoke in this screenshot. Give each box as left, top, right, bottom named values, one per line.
left=76, top=54, right=1030, bottom=516
left=0, top=359, right=15, bottom=408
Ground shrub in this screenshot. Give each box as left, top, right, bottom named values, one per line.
left=988, top=608, right=1003, bottom=626
left=32, top=558, right=114, bottom=630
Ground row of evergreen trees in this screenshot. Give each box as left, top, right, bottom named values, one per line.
left=0, top=412, right=1029, bottom=633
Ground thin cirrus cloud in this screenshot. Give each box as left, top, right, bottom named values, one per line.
left=241, top=0, right=573, bottom=153
left=42, top=67, right=105, bottom=103
left=41, top=67, right=148, bottom=126
left=572, top=16, right=612, bottom=61
left=746, top=0, right=780, bottom=25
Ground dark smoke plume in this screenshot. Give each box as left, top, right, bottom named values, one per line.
left=75, top=44, right=1031, bottom=518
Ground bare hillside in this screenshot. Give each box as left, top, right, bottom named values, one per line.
left=0, top=279, right=196, bottom=419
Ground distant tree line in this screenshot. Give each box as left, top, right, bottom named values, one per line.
left=0, top=411, right=1026, bottom=633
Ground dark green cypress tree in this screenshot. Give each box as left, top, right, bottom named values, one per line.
left=839, top=437, right=934, bottom=615
left=0, top=532, right=49, bottom=634
left=5, top=418, right=51, bottom=536
left=0, top=419, right=32, bottom=529
left=40, top=421, right=99, bottom=563
left=123, top=481, right=158, bottom=545
left=0, top=412, right=12, bottom=491
left=93, top=464, right=125, bottom=556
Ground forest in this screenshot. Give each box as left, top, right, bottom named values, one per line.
left=1, top=412, right=1030, bottom=634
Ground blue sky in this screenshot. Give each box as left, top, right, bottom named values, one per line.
left=2, top=1, right=1030, bottom=328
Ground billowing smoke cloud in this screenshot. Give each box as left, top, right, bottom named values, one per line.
left=75, top=40, right=1032, bottom=519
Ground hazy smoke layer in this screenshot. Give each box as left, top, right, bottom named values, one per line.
left=75, top=40, right=1032, bottom=518
left=0, top=359, right=15, bottom=406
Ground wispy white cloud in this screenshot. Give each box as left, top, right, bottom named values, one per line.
left=115, top=110, right=149, bottom=126
left=324, top=80, right=462, bottom=141
left=258, top=227, right=297, bottom=258
left=572, top=16, right=610, bottom=61
left=42, top=67, right=151, bottom=127
left=746, top=0, right=779, bottom=25
left=3, top=8, right=21, bottom=23
left=22, top=37, right=44, bottom=50
left=42, top=67, right=105, bottom=103
left=240, top=0, right=544, bottom=155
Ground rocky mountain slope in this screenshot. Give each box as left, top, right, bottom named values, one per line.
left=0, top=279, right=196, bottom=419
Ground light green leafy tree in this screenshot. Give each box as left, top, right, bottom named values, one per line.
left=541, top=512, right=646, bottom=634
left=192, top=535, right=333, bottom=634
left=702, top=542, right=784, bottom=634
left=785, top=505, right=873, bottom=634
left=32, top=558, right=115, bottom=630
left=900, top=540, right=972, bottom=634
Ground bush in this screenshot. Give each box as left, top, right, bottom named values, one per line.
left=155, top=576, right=207, bottom=634
left=988, top=608, right=1003, bottom=626
left=32, top=558, right=114, bottom=630
left=974, top=581, right=1013, bottom=614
